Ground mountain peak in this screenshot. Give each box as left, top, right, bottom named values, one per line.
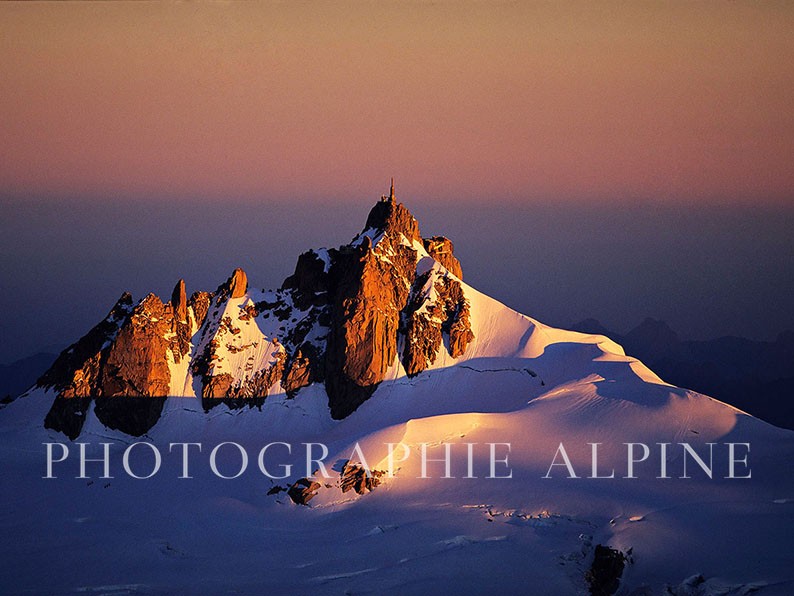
left=628, top=317, right=679, bottom=341
left=38, top=190, right=476, bottom=434
left=624, top=317, right=683, bottom=362
left=363, top=195, right=421, bottom=245
left=571, top=318, right=618, bottom=340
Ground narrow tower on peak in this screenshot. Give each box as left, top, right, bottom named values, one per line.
left=381, top=178, right=396, bottom=203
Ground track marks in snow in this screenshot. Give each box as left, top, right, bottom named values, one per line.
left=437, top=534, right=507, bottom=549
left=365, top=524, right=399, bottom=536
left=74, top=584, right=152, bottom=594
left=464, top=504, right=597, bottom=530
left=307, top=521, right=513, bottom=587
left=308, top=567, right=379, bottom=583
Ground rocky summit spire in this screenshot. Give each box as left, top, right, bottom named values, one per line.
left=365, top=191, right=421, bottom=245
left=229, top=268, right=248, bottom=298
left=171, top=279, right=187, bottom=322
left=381, top=177, right=396, bottom=203
left=323, top=190, right=472, bottom=418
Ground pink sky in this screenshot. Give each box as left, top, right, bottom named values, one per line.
left=1, top=2, right=793, bottom=204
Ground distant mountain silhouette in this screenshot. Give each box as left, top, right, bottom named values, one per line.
left=0, top=352, right=58, bottom=404
left=571, top=318, right=794, bottom=430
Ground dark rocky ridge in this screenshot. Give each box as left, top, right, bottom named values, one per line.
left=586, top=545, right=627, bottom=595
left=39, top=191, right=474, bottom=437
left=39, top=292, right=134, bottom=395
left=41, top=293, right=134, bottom=439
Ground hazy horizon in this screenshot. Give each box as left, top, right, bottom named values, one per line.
left=1, top=192, right=792, bottom=365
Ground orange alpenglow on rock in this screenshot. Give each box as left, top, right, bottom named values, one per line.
left=228, top=268, right=248, bottom=299
left=39, top=189, right=475, bottom=436
left=423, top=236, right=463, bottom=279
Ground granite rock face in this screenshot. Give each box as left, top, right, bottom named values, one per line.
left=287, top=478, right=322, bottom=505
left=39, top=189, right=474, bottom=436
left=340, top=462, right=384, bottom=495
left=401, top=265, right=474, bottom=377
left=101, top=293, right=172, bottom=397
left=171, top=279, right=187, bottom=323
left=423, top=236, right=463, bottom=279
left=325, top=200, right=421, bottom=418
left=226, top=268, right=248, bottom=299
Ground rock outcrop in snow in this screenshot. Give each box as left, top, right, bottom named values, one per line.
left=38, top=189, right=474, bottom=436
left=423, top=236, right=463, bottom=279
left=401, top=260, right=474, bottom=377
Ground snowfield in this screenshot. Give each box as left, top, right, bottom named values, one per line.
left=1, top=279, right=793, bottom=595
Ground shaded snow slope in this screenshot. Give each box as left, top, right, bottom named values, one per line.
left=2, top=279, right=792, bottom=594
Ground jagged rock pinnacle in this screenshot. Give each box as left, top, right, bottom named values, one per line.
left=39, top=188, right=474, bottom=433
left=171, top=279, right=187, bottom=322
left=227, top=268, right=248, bottom=299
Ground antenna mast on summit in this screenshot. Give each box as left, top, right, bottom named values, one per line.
left=389, top=177, right=395, bottom=201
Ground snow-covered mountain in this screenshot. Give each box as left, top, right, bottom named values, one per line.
left=37, top=186, right=476, bottom=437
left=1, top=189, right=792, bottom=595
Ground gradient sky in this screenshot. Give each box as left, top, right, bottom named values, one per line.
left=2, top=2, right=793, bottom=203
left=1, top=2, right=793, bottom=364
